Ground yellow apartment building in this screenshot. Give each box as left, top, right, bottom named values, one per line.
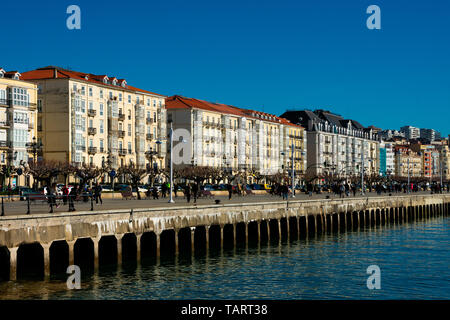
left=21, top=66, right=167, bottom=183
left=0, top=68, right=38, bottom=188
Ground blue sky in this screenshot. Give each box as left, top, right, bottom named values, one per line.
left=2, top=0, right=449, bottom=136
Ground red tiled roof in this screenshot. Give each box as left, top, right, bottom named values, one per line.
left=20, top=66, right=165, bottom=97
left=166, top=95, right=303, bottom=128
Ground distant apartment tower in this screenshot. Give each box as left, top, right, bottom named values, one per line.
left=400, top=126, right=420, bottom=140
left=420, top=128, right=440, bottom=142
left=378, top=129, right=405, bottom=141
left=20, top=66, right=167, bottom=174
left=280, top=110, right=379, bottom=177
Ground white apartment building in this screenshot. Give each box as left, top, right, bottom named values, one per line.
left=280, top=110, right=380, bottom=177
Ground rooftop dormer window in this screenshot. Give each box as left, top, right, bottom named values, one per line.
left=112, top=79, right=117, bottom=86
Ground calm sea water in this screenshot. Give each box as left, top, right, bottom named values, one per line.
left=1, top=215, right=449, bottom=300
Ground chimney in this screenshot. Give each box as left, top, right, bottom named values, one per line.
left=54, top=68, right=58, bottom=79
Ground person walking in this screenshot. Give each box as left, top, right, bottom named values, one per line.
left=192, top=183, right=198, bottom=203
left=185, top=184, right=191, bottom=203
left=227, top=183, right=233, bottom=200
left=62, top=185, right=69, bottom=205
left=68, top=184, right=77, bottom=212
left=161, top=183, right=167, bottom=198
left=94, top=183, right=103, bottom=205
left=152, top=186, right=159, bottom=199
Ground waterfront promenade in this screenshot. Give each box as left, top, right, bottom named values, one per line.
left=0, top=190, right=444, bottom=216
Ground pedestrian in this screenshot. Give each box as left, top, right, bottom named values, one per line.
left=152, top=186, right=159, bottom=199
left=94, top=183, right=103, bottom=205
left=227, top=183, right=232, bottom=200
left=68, top=184, right=77, bottom=212
left=192, top=183, right=198, bottom=203
left=161, top=183, right=167, bottom=198
left=185, top=184, right=191, bottom=203
left=62, top=185, right=69, bottom=205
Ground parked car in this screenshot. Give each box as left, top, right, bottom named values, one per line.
left=15, top=187, right=35, bottom=200
left=100, top=184, right=113, bottom=192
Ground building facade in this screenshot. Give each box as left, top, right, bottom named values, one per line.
left=400, top=126, right=420, bottom=140
left=280, top=110, right=379, bottom=178
left=379, top=141, right=395, bottom=176
left=0, top=68, right=38, bottom=187
left=394, top=145, right=422, bottom=178
left=20, top=66, right=167, bottom=175
left=165, top=95, right=306, bottom=178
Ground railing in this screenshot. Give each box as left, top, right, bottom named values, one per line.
left=146, top=133, right=153, bottom=140
left=88, top=127, right=97, bottom=135
left=118, top=130, right=126, bottom=138
left=88, top=109, right=97, bottom=117
left=118, top=148, right=127, bottom=156
left=28, top=122, right=34, bottom=129
left=88, top=147, right=97, bottom=154
left=0, top=141, right=8, bottom=148
left=118, top=113, right=125, bottom=121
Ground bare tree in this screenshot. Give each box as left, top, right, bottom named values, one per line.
left=73, top=164, right=103, bottom=192
left=119, top=164, right=148, bottom=200
left=25, top=160, right=69, bottom=190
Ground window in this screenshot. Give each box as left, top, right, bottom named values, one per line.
left=147, top=99, right=150, bottom=106
left=89, top=139, right=93, bottom=147
left=89, top=119, right=93, bottom=128
left=100, top=120, right=104, bottom=134
left=89, top=101, right=93, bottom=110
left=147, top=111, right=150, bottom=120
left=119, top=93, right=122, bottom=101
left=99, top=89, right=103, bottom=99
left=100, top=139, right=104, bottom=152
left=90, top=157, right=93, bottom=165
left=73, top=84, right=77, bottom=92
left=99, top=103, right=104, bottom=116
left=89, top=87, right=93, bottom=97
left=128, top=124, right=131, bottom=136
left=136, top=96, right=140, bottom=104
left=128, top=109, right=131, bottom=120
left=128, top=142, right=132, bottom=153
left=128, top=95, right=131, bottom=103
left=153, top=100, right=156, bottom=107
left=10, top=88, right=29, bottom=106
left=80, top=99, right=86, bottom=113
left=153, top=112, right=156, bottom=122
left=37, top=99, right=42, bottom=112
left=13, top=112, right=28, bottom=124
left=81, top=86, right=86, bottom=95
left=109, top=91, right=113, bottom=99
left=0, top=89, right=6, bottom=105
left=159, top=100, right=162, bottom=107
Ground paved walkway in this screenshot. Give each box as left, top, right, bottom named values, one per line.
left=0, top=191, right=444, bottom=217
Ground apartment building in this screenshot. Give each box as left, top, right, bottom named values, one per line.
left=280, top=110, right=379, bottom=178
left=20, top=66, right=167, bottom=174
left=437, top=145, right=450, bottom=181
left=165, top=95, right=306, bottom=177
left=0, top=68, right=38, bottom=187
left=379, top=141, right=395, bottom=176
left=400, top=126, right=420, bottom=140
left=394, top=145, right=422, bottom=178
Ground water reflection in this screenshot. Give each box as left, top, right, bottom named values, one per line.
left=0, top=216, right=448, bottom=300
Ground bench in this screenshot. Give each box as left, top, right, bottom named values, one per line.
left=200, top=190, right=213, bottom=198
left=121, top=190, right=135, bottom=200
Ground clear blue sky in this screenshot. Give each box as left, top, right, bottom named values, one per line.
left=2, top=0, right=449, bottom=136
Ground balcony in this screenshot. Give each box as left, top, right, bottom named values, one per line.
left=0, top=141, right=9, bottom=148
left=118, top=113, right=125, bottom=121
left=146, top=118, right=153, bottom=124
left=118, top=148, right=127, bottom=156
left=0, top=99, right=9, bottom=106
left=88, top=109, right=97, bottom=117
left=88, top=147, right=97, bottom=155
left=146, top=133, right=153, bottom=140
left=118, top=130, right=125, bottom=138
left=0, top=120, right=10, bottom=128
left=99, top=147, right=104, bottom=153
left=88, top=127, right=97, bottom=135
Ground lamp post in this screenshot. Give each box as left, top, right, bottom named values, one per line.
left=168, top=121, right=174, bottom=203
left=26, top=136, right=43, bottom=164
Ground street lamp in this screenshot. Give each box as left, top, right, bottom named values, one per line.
left=280, top=142, right=296, bottom=198
left=26, top=136, right=43, bottom=164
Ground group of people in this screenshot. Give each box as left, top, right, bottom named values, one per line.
left=43, top=182, right=103, bottom=212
